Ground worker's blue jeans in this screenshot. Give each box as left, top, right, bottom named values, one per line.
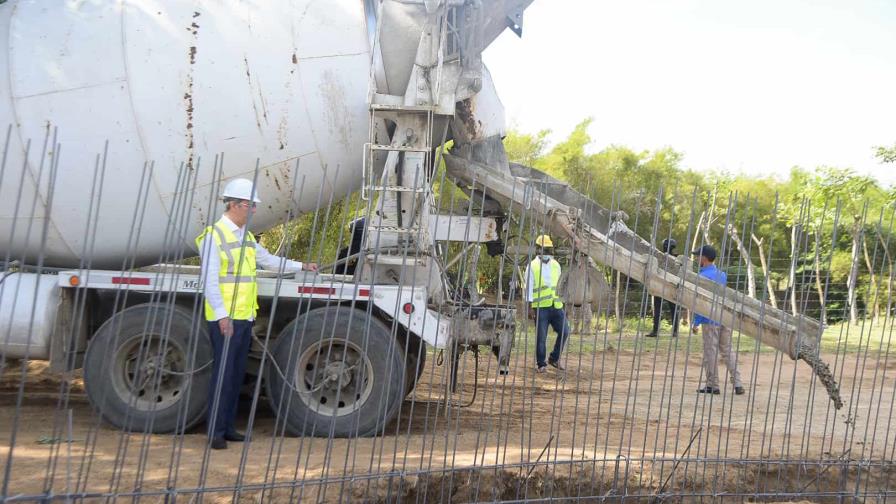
left=207, top=319, right=253, bottom=440
left=535, top=307, right=569, bottom=367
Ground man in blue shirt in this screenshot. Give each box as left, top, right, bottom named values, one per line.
left=691, top=245, right=744, bottom=395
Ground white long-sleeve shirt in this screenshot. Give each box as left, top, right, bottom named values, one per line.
left=198, top=216, right=305, bottom=321
left=525, top=256, right=559, bottom=303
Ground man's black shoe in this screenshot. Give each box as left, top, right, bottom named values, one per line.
left=210, top=438, right=227, bottom=450
left=697, top=386, right=720, bottom=394
left=734, top=386, right=745, bottom=395
left=548, top=358, right=566, bottom=371
left=670, top=332, right=679, bottom=338
left=645, top=332, right=658, bottom=338
left=224, top=431, right=246, bottom=442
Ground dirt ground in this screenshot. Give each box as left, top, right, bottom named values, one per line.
left=1, top=336, right=894, bottom=502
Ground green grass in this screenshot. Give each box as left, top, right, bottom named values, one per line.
left=511, top=316, right=757, bottom=356
left=508, top=316, right=896, bottom=357
left=818, top=320, right=896, bottom=354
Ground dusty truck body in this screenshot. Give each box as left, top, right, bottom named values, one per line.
left=0, top=0, right=529, bottom=436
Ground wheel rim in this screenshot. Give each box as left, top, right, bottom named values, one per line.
left=294, top=339, right=374, bottom=417
left=111, top=335, right=189, bottom=412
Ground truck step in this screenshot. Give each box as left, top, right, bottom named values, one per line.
left=368, top=144, right=431, bottom=153
left=367, top=225, right=421, bottom=234
left=368, top=185, right=428, bottom=193
left=370, top=103, right=438, bottom=113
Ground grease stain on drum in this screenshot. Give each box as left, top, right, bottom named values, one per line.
left=278, top=53, right=298, bottom=150
left=262, top=159, right=301, bottom=197
left=264, top=168, right=282, bottom=192
left=192, top=203, right=206, bottom=228
left=243, top=57, right=263, bottom=130
left=184, top=12, right=200, bottom=169
left=318, top=70, right=352, bottom=151
left=277, top=118, right=287, bottom=150
left=258, top=88, right=268, bottom=124
left=280, top=165, right=290, bottom=182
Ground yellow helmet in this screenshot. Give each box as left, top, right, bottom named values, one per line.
left=534, top=235, right=554, bottom=248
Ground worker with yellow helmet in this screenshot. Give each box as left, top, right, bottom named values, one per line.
left=525, top=234, right=570, bottom=373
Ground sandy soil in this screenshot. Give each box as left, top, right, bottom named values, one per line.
left=1, top=339, right=893, bottom=502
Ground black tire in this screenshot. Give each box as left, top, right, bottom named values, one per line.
left=83, top=303, right=212, bottom=433
left=405, top=341, right=427, bottom=396
left=265, top=306, right=405, bottom=437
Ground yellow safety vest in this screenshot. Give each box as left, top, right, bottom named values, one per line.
left=195, top=219, right=259, bottom=321
left=529, top=257, right=564, bottom=309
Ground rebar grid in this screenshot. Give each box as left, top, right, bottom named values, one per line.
left=0, top=133, right=894, bottom=504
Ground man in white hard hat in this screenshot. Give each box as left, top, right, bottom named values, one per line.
left=195, top=178, right=317, bottom=450
left=525, top=234, right=570, bottom=373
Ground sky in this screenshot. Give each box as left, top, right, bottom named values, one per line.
left=483, top=0, right=896, bottom=187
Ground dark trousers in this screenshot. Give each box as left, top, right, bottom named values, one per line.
left=535, top=307, right=570, bottom=367
left=207, top=319, right=253, bottom=440
left=651, top=296, right=680, bottom=335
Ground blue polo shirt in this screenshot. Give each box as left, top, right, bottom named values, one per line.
left=694, top=263, right=726, bottom=326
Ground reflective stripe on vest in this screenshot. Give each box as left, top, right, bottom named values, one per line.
left=195, top=219, right=259, bottom=321
left=530, top=257, right=564, bottom=309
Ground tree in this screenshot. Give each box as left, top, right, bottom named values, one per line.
left=535, top=119, right=593, bottom=182
left=751, top=233, right=778, bottom=308
left=716, top=176, right=783, bottom=306
left=875, top=143, right=896, bottom=164
left=504, top=128, right=551, bottom=167
left=728, top=223, right=757, bottom=298
left=807, top=167, right=883, bottom=323
left=498, top=121, right=894, bottom=328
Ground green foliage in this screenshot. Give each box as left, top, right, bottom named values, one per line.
left=501, top=120, right=895, bottom=324
left=504, top=128, right=550, bottom=167
left=875, top=143, right=896, bottom=164
left=810, top=166, right=882, bottom=221
left=828, top=250, right=854, bottom=284
left=259, top=192, right=365, bottom=266
left=534, top=119, right=593, bottom=182
left=254, top=118, right=894, bottom=327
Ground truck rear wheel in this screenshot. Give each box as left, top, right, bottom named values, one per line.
left=83, top=304, right=212, bottom=433
left=265, top=306, right=405, bottom=437
left=405, top=341, right=427, bottom=396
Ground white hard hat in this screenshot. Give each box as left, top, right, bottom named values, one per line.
left=221, top=178, right=262, bottom=203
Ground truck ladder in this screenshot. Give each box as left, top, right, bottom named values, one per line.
left=361, top=2, right=455, bottom=248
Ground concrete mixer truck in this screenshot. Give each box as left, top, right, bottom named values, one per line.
left=0, top=0, right=532, bottom=437
left=0, top=0, right=838, bottom=439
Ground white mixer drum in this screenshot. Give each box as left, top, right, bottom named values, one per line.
left=0, top=0, right=375, bottom=268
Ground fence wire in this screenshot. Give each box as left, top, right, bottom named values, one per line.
left=0, top=127, right=893, bottom=504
